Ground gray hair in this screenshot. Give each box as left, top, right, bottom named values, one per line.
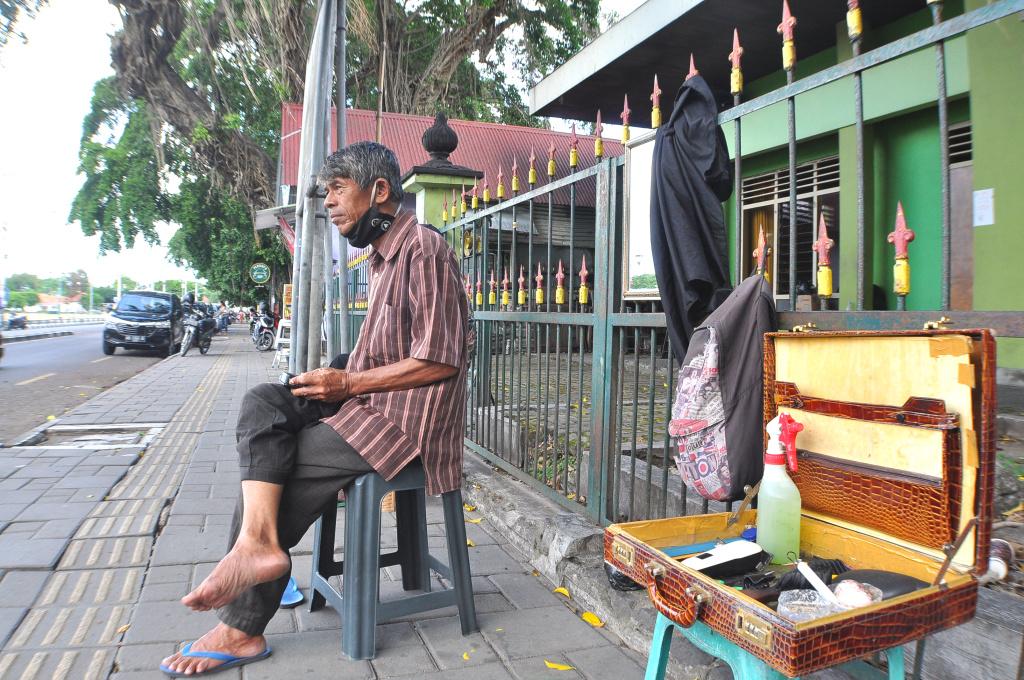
left=318, top=141, right=404, bottom=204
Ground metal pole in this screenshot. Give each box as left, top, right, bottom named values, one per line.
left=733, top=97, right=742, bottom=284
left=322, top=77, right=336, bottom=363
left=290, top=201, right=305, bottom=373
left=851, top=9, right=866, bottom=310
left=307, top=209, right=326, bottom=370
left=787, top=69, right=797, bottom=311
left=335, top=0, right=349, bottom=353
left=296, top=189, right=317, bottom=371
left=930, top=0, right=951, bottom=310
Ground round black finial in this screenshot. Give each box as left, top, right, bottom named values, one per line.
left=422, top=112, right=458, bottom=164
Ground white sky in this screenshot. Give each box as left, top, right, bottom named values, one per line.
left=0, top=0, right=196, bottom=288
left=0, top=0, right=645, bottom=289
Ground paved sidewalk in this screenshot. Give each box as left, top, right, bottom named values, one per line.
left=0, top=328, right=647, bottom=680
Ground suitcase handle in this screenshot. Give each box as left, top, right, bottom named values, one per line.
left=646, top=563, right=700, bottom=627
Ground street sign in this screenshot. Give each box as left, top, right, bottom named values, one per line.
left=249, top=262, right=271, bottom=285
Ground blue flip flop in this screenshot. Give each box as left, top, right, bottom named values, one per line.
left=279, top=576, right=305, bottom=608
left=159, top=641, right=272, bottom=677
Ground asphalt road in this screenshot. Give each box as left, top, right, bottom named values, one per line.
left=0, top=324, right=166, bottom=446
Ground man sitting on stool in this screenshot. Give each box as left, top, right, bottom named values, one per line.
left=160, top=141, right=470, bottom=677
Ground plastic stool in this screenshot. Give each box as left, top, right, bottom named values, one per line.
left=644, top=612, right=906, bottom=680
left=308, top=462, right=478, bottom=659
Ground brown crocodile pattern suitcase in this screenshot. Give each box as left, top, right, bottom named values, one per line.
left=605, top=329, right=995, bottom=678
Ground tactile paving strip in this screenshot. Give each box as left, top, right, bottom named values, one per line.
left=0, top=647, right=115, bottom=680
left=35, top=568, right=144, bottom=607
left=5, top=604, right=131, bottom=649
left=106, top=460, right=187, bottom=500
left=73, top=499, right=165, bottom=540
left=56, top=537, right=153, bottom=571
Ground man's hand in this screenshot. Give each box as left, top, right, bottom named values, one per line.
left=288, top=368, right=354, bottom=402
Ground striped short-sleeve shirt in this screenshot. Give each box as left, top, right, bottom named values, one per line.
left=322, top=210, right=469, bottom=495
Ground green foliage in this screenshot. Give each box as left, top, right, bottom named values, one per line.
left=5, top=272, right=41, bottom=292
left=8, top=291, right=38, bottom=308
left=69, top=78, right=169, bottom=253
left=64, top=269, right=90, bottom=297
left=630, top=274, right=658, bottom=290
left=167, top=178, right=290, bottom=306
left=92, top=286, right=117, bottom=304
left=71, top=0, right=602, bottom=309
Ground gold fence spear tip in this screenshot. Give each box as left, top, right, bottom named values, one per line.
left=535, top=262, right=545, bottom=306
left=528, top=147, right=538, bottom=186
left=753, top=225, right=769, bottom=276
left=547, top=142, right=556, bottom=177
left=846, top=0, right=863, bottom=42
left=471, top=178, right=479, bottom=209
left=729, top=29, right=744, bottom=96
left=511, top=156, right=520, bottom=193
left=594, top=110, right=604, bottom=160
left=813, top=212, right=834, bottom=298
left=650, top=75, right=662, bottom=128
left=778, top=0, right=797, bottom=71
left=555, top=260, right=566, bottom=305
left=579, top=255, right=590, bottom=305
left=517, top=265, right=527, bottom=306
left=621, top=94, right=631, bottom=143
left=686, top=53, right=699, bottom=80
left=482, top=175, right=491, bottom=204
left=569, top=123, right=580, bottom=168
left=888, top=201, right=915, bottom=296
left=496, top=166, right=505, bottom=199
left=812, top=212, right=834, bottom=267
left=887, top=201, right=915, bottom=258
left=442, top=197, right=449, bottom=224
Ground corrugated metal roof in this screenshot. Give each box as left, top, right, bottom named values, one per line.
left=280, top=104, right=623, bottom=208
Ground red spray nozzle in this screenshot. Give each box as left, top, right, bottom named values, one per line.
left=778, top=413, right=804, bottom=472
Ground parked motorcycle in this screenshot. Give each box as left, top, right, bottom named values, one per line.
left=179, top=307, right=217, bottom=356
left=251, top=312, right=276, bottom=352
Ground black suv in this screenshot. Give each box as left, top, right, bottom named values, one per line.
left=103, top=291, right=184, bottom=356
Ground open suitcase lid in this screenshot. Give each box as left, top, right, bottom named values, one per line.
left=764, top=329, right=996, bottom=574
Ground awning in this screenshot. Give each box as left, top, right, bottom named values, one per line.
left=529, top=0, right=924, bottom=123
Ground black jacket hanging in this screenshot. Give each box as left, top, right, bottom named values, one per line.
left=650, top=75, right=733, bottom=359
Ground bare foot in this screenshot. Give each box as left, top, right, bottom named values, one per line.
left=160, top=622, right=266, bottom=675
left=182, top=539, right=290, bottom=611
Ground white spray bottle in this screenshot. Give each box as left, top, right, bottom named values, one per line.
left=756, top=413, right=804, bottom=565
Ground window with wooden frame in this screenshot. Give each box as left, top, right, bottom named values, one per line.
left=740, top=156, right=840, bottom=300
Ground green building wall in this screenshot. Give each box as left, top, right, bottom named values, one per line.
left=965, top=0, right=1024, bottom=368
left=720, top=2, right=1023, bottom=367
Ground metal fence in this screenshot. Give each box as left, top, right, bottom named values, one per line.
left=341, top=0, right=1024, bottom=526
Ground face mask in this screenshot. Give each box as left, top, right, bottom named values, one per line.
left=344, top=182, right=395, bottom=249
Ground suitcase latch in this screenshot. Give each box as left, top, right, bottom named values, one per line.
left=685, top=583, right=712, bottom=606
left=611, top=538, right=635, bottom=568
left=923, top=316, right=952, bottom=330
left=735, top=611, right=772, bottom=650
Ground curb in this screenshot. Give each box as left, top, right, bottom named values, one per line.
left=4, top=330, right=73, bottom=343
left=998, top=414, right=1024, bottom=440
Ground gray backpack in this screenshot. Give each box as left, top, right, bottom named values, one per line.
left=669, top=275, right=776, bottom=502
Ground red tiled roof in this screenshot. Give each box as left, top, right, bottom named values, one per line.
left=280, top=104, right=623, bottom=207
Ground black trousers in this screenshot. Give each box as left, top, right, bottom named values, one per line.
left=217, top=382, right=373, bottom=636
